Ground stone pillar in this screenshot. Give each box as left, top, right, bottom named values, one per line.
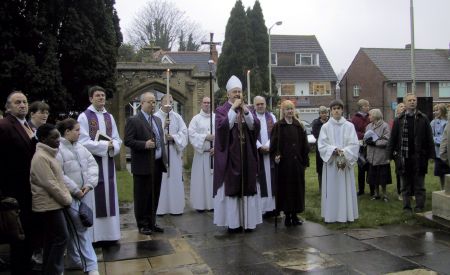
left=432, top=174, right=450, bottom=220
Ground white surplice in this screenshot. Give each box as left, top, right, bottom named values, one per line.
left=155, top=109, right=188, bottom=215
left=256, top=112, right=276, bottom=213
left=318, top=117, right=359, bottom=223
left=188, top=110, right=215, bottom=211
left=78, top=105, right=122, bottom=242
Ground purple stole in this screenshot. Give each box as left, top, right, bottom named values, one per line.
left=84, top=110, right=116, bottom=217
left=258, top=112, right=274, bottom=197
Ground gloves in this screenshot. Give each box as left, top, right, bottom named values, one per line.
left=365, top=137, right=376, bottom=146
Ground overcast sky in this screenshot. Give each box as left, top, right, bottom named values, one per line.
left=115, top=0, right=450, bottom=74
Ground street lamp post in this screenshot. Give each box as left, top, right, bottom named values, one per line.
left=268, top=21, right=282, bottom=110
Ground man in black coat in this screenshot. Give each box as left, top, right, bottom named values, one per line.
left=387, top=93, right=434, bottom=212
left=124, top=92, right=167, bottom=235
left=0, top=91, right=36, bottom=274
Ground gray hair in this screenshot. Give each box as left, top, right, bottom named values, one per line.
left=357, top=99, right=369, bottom=109
left=369, top=108, right=383, bottom=121
left=318, top=106, right=328, bottom=113
left=139, top=92, right=155, bottom=102
left=253, top=95, right=266, bottom=105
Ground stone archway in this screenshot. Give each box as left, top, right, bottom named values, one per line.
left=112, top=63, right=211, bottom=169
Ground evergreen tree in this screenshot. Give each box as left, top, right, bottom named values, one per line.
left=186, top=33, right=200, bottom=51
left=0, top=0, right=69, bottom=112
left=217, top=0, right=256, bottom=91
left=247, top=0, right=269, bottom=98
left=59, top=0, right=121, bottom=110
left=178, top=31, right=186, bottom=51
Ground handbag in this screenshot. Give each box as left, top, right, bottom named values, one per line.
left=0, top=197, right=25, bottom=243
left=78, top=201, right=93, bottom=228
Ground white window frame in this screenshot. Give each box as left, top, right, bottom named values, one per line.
left=295, top=53, right=319, bottom=66
left=397, top=82, right=407, bottom=98
left=439, top=82, right=450, bottom=98
left=271, top=53, right=277, bottom=65
left=353, top=84, right=360, bottom=97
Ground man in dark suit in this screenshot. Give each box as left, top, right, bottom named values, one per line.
left=0, top=91, right=36, bottom=274
left=124, top=92, right=167, bottom=235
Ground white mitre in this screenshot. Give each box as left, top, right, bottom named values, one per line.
left=226, top=75, right=242, bottom=91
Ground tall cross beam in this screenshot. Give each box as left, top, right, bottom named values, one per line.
left=201, top=33, right=221, bottom=170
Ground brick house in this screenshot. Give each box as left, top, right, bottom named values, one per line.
left=271, top=35, right=338, bottom=122
left=340, top=47, right=450, bottom=122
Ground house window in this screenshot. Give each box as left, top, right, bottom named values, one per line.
left=295, top=53, right=319, bottom=66
left=353, top=85, right=360, bottom=97
left=280, top=83, right=296, bottom=96
left=271, top=53, right=277, bottom=65
left=439, top=82, right=450, bottom=97
left=397, top=82, right=407, bottom=98
left=310, top=82, right=331, bottom=96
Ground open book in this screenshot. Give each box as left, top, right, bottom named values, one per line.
left=95, top=131, right=112, bottom=142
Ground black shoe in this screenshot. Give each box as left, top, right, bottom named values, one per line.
left=139, top=227, right=153, bottom=235
left=370, top=196, right=380, bottom=201
left=196, top=209, right=205, bottom=213
left=152, top=225, right=164, bottom=233
left=284, top=217, right=292, bottom=227
left=357, top=191, right=364, bottom=196
left=227, top=227, right=243, bottom=233
left=291, top=215, right=303, bottom=226
left=244, top=228, right=254, bottom=233
left=414, top=207, right=424, bottom=213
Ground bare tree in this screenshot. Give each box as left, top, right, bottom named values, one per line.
left=127, top=0, right=205, bottom=51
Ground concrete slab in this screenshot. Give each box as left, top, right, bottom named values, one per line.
left=363, top=235, right=449, bottom=257
left=333, top=249, right=419, bottom=275
left=105, top=258, right=151, bottom=275
left=244, top=233, right=309, bottom=251
left=407, top=250, right=450, bottom=275
left=411, top=230, right=450, bottom=247
left=149, top=251, right=197, bottom=269
left=344, top=228, right=391, bottom=240
left=102, top=240, right=174, bottom=262
left=262, top=247, right=341, bottom=272
left=212, top=263, right=283, bottom=275
left=303, top=234, right=372, bottom=255
left=196, top=243, right=267, bottom=269
left=386, top=268, right=438, bottom=275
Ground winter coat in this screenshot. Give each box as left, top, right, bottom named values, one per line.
left=56, top=138, right=99, bottom=196
left=387, top=110, right=434, bottom=175
left=30, top=143, right=72, bottom=212
left=351, top=112, right=370, bottom=140
left=365, top=120, right=390, bottom=166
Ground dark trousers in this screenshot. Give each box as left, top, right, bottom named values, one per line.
left=38, top=209, right=69, bottom=275
left=400, top=174, right=425, bottom=209
left=9, top=209, right=33, bottom=275
left=133, top=159, right=164, bottom=229
left=358, top=163, right=373, bottom=194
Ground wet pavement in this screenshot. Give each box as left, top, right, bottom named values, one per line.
left=1, top=193, right=450, bottom=274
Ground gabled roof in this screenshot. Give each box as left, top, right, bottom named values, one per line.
left=271, top=35, right=337, bottom=82
left=161, top=51, right=210, bottom=73
left=361, top=48, right=450, bottom=81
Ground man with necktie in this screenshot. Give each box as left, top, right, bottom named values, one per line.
left=124, top=92, right=167, bottom=235
left=0, top=91, right=37, bottom=274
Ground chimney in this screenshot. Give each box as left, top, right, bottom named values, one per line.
left=405, top=44, right=411, bottom=49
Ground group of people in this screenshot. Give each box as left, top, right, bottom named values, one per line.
left=350, top=94, right=444, bottom=214
left=1, top=74, right=447, bottom=274
left=0, top=87, right=120, bottom=274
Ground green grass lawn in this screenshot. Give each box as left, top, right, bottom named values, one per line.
left=116, top=153, right=442, bottom=229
